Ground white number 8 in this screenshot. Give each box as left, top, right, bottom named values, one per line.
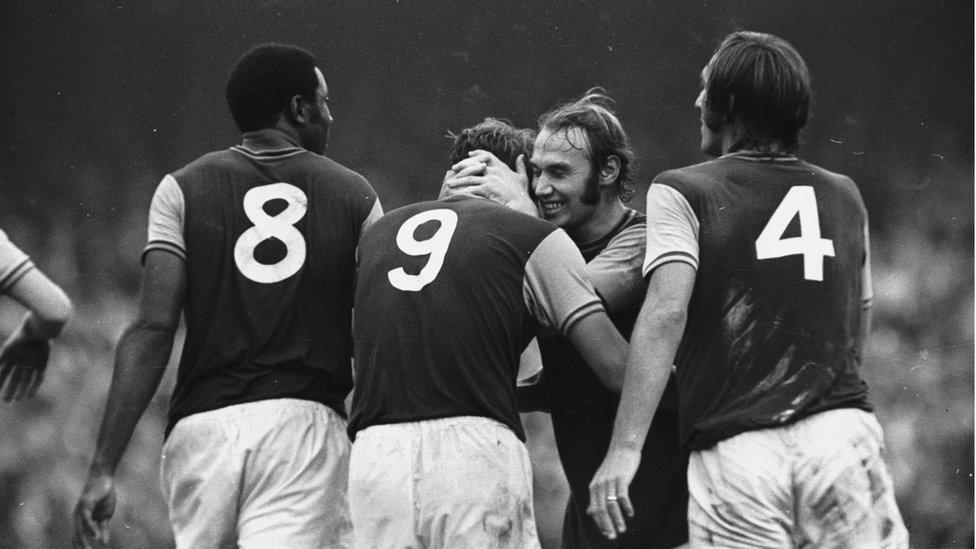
left=388, top=209, right=458, bottom=292
left=234, top=182, right=308, bottom=283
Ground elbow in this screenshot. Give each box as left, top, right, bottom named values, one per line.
left=647, top=303, right=688, bottom=334
left=131, top=314, right=179, bottom=340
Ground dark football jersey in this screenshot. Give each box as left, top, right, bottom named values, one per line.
left=645, top=152, right=873, bottom=451
left=348, top=195, right=605, bottom=441
left=144, top=129, right=380, bottom=435
left=533, top=209, right=687, bottom=548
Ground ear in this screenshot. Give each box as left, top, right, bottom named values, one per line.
left=288, top=95, right=309, bottom=124
left=599, top=155, right=621, bottom=187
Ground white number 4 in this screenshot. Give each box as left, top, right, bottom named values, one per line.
left=388, top=209, right=458, bottom=291
left=755, top=186, right=834, bottom=281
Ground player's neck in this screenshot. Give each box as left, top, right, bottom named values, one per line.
left=241, top=126, right=303, bottom=152
left=570, top=199, right=628, bottom=246
left=721, top=134, right=790, bottom=156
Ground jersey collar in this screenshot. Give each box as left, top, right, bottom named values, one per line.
left=237, top=128, right=305, bottom=155
left=720, top=150, right=798, bottom=162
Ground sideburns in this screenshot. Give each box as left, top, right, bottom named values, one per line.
left=580, top=166, right=601, bottom=205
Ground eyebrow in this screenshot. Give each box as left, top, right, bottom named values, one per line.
left=538, top=161, right=572, bottom=172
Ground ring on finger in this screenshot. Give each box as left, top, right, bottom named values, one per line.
left=606, top=495, right=618, bottom=501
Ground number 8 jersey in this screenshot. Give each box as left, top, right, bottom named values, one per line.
left=348, top=195, right=606, bottom=440
left=144, top=130, right=381, bottom=436
left=644, top=152, right=874, bottom=452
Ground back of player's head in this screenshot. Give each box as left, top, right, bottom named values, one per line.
left=448, top=118, right=535, bottom=172
left=703, top=31, right=811, bottom=153
left=226, top=43, right=319, bottom=133
left=537, top=88, right=635, bottom=202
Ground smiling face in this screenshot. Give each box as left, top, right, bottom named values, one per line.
left=530, top=127, right=601, bottom=240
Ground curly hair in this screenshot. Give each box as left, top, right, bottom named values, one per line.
left=225, top=43, right=319, bottom=133
left=537, top=88, right=635, bottom=202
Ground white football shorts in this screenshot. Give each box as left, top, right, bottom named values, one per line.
left=160, top=398, right=352, bottom=548
left=348, top=415, right=540, bottom=549
left=687, top=408, right=908, bottom=548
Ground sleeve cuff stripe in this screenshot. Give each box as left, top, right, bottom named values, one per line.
left=558, top=300, right=605, bottom=336
left=0, top=260, right=34, bottom=294
left=142, top=242, right=186, bottom=264
left=643, top=252, right=698, bottom=276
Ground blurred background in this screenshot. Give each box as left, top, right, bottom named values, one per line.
left=0, top=0, right=971, bottom=547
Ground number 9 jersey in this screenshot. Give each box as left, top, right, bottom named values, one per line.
left=144, top=134, right=381, bottom=436
left=348, top=195, right=606, bottom=441
left=644, top=152, right=874, bottom=452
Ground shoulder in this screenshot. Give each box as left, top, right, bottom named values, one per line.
left=448, top=196, right=557, bottom=234
left=306, top=154, right=371, bottom=185
left=797, top=160, right=866, bottom=212
left=653, top=158, right=727, bottom=184
left=603, top=209, right=646, bottom=250
left=651, top=159, right=728, bottom=200
left=175, top=149, right=237, bottom=172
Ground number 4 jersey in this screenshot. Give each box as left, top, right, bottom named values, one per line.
left=144, top=129, right=381, bottom=435
left=645, top=152, right=873, bottom=452
left=348, top=195, right=606, bottom=441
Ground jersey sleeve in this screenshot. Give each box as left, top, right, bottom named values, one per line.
left=142, top=174, right=186, bottom=263
left=361, top=197, right=384, bottom=235
left=0, top=229, right=34, bottom=294
left=586, top=221, right=647, bottom=313
left=643, top=182, right=700, bottom=277
left=523, top=229, right=606, bottom=336
left=862, top=217, right=873, bottom=305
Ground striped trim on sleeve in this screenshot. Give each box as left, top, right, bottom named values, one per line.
left=142, top=174, right=186, bottom=264
left=643, top=183, right=700, bottom=277
left=0, top=257, right=34, bottom=294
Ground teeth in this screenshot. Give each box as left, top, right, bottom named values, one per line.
left=541, top=202, right=563, bottom=211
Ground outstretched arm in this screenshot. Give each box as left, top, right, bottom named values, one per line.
left=587, top=262, right=695, bottom=540
left=0, top=268, right=73, bottom=401
left=73, top=251, right=184, bottom=548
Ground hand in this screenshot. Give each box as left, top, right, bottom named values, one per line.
left=73, top=473, right=117, bottom=548
left=0, top=327, right=51, bottom=401
left=441, top=151, right=537, bottom=216
left=588, top=447, right=641, bottom=540
left=439, top=163, right=487, bottom=199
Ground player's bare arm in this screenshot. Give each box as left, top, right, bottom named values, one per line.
left=587, top=261, right=695, bottom=540
left=73, top=251, right=184, bottom=548
left=0, top=267, right=73, bottom=401
left=441, top=150, right=537, bottom=216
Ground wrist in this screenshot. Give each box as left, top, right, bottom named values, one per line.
left=608, top=437, right=644, bottom=455
left=21, top=313, right=58, bottom=341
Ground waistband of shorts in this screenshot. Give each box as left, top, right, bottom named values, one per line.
left=178, top=398, right=341, bottom=424
left=357, top=415, right=510, bottom=436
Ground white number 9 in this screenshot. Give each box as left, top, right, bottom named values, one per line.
left=388, top=209, right=458, bottom=291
